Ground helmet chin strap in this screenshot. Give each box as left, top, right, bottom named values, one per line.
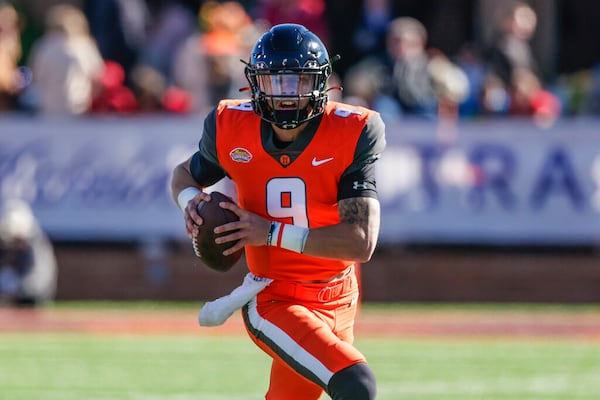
left=273, top=110, right=302, bottom=129
left=272, top=104, right=317, bottom=129
left=278, top=122, right=299, bottom=130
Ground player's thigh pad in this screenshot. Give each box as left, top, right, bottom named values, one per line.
left=242, top=297, right=366, bottom=390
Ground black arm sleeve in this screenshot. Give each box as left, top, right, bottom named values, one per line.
left=189, top=107, right=227, bottom=187
left=338, top=112, right=386, bottom=201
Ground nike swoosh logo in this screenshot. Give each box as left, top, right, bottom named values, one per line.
left=312, top=157, right=334, bottom=166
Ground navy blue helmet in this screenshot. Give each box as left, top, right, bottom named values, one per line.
left=244, top=24, right=332, bottom=129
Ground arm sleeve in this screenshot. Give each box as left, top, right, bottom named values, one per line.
left=189, top=108, right=227, bottom=187
left=337, top=112, right=387, bottom=201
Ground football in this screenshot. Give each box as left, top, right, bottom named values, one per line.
left=191, top=191, right=243, bottom=272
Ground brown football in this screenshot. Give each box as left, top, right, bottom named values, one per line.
left=192, top=191, right=242, bottom=272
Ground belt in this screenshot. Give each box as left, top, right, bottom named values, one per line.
left=297, top=266, right=353, bottom=284
left=267, top=266, right=355, bottom=303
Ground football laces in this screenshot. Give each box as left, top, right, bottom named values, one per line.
left=192, top=234, right=203, bottom=258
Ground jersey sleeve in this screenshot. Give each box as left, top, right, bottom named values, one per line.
left=189, top=107, right=227, bottom=187
left=337, top=112, right=387, bottom=200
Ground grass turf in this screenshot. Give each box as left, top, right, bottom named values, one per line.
left=1, top=332, right=599, bottom=399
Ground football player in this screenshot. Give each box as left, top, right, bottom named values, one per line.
left=171, top=23, right=386, bottom=400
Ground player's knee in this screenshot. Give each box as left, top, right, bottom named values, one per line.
left=327, top=362, right=377, bottom=400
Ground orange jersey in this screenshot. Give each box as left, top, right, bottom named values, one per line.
left=213, top=100, right=379, bottom=281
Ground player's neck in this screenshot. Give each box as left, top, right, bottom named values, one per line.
left=271, top=123, right=308, bottom=143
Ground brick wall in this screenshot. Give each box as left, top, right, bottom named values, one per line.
left=53, top=242, right=600, bottom=303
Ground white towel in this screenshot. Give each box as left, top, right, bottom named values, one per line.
left=198, top=272, right=273, bottom=327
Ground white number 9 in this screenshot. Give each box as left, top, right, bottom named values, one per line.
left=266, top=177, right=308, bottom=227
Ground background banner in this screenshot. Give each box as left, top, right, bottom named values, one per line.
left=2, top=116, right=600, bottom=245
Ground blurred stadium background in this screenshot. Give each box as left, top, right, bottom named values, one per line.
left=2, top=0, right=600, bottom=306
left=3, top=2, right=600, bottom=399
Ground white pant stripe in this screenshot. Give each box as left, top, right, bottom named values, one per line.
left=245, top=298, right=335, bottom=387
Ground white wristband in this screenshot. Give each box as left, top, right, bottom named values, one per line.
left=267, top=221, right=309, bottom=253
left=177, top=187, right=201, bottom=211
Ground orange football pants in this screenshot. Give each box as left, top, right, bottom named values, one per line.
left=242, top=266, right=365, bottom=400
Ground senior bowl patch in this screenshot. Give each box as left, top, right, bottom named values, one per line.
left=229, top=147, right=253, bottom=163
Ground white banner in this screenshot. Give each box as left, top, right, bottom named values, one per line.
left=2, top=116, right=600, bottom=245
left=377, top=118, right=600, bottom=244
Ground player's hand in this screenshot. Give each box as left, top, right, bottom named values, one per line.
left=183, top=191, right=211, bottom=238
left=213, top=202, right=271, bottom=255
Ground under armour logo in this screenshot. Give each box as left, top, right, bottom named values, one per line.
left=353, top=181, right=368, bottom=190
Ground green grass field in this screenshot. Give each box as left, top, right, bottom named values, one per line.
left=1, top=303, right=600, bottom=400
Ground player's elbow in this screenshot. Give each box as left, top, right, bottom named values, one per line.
left=347, top=246, right=375, bottom=263
left=348, top=230, right=378, bottom=263
left=356, top=241, right=377, bottom=263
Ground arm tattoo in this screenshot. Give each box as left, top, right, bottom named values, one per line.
left=338, top=197, right=381, bottom=254
left=338, top=197, right=370, bottom=228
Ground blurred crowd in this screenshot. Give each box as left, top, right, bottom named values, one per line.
left=1, top=0, right=599, bottom=125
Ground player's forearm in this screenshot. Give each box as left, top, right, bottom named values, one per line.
left=170, top=159, right=203, bottom=204
left=302, top=197, right=381, bottom=262
left=302, top=223, right=379, bottom=262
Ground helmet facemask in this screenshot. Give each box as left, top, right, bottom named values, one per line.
left=243, top=24, right=332, bottom=129
left=246, top=64, right=329, bottom=129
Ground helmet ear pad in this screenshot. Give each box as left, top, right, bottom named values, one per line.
left=244, top=23, right=331, bottom=129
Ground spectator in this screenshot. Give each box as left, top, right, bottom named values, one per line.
left=385, top=17, right=438, bottom=118
left=481, top=73, right=511, bottom=115
left=351, top=0, right=395, bottom=61
left=342, top=57, right=403, bottom=125
left=485, top=1, right=539, bottom=89
left=512, top=67, right=561, bottom=126
left=25, top=3, right=104, bottom=116
left=324, top=0, right=396, bottom=79
left=344, top=16, right=468, bottom=122
left=554, top=64, right=600, bottom=118
left=136, top=0, right=197, bottom=83
left=83, top=0, right=150, bottom=86
left=0, top=199, right=57, bottom=307
left=555, top=69, right=595, bottom=116
left=90, top=61, right=139, bottom=114
left=454, top=44, right=487, bottom=117
left=130, top=63, right=168, bottom=113
left=0, top=3, right=24, bottom=111
left=173, top=1, right=260, bottom=114
left=427, top=49, right=470, bottom=116
left=491, top=3, right=562, bottom=125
